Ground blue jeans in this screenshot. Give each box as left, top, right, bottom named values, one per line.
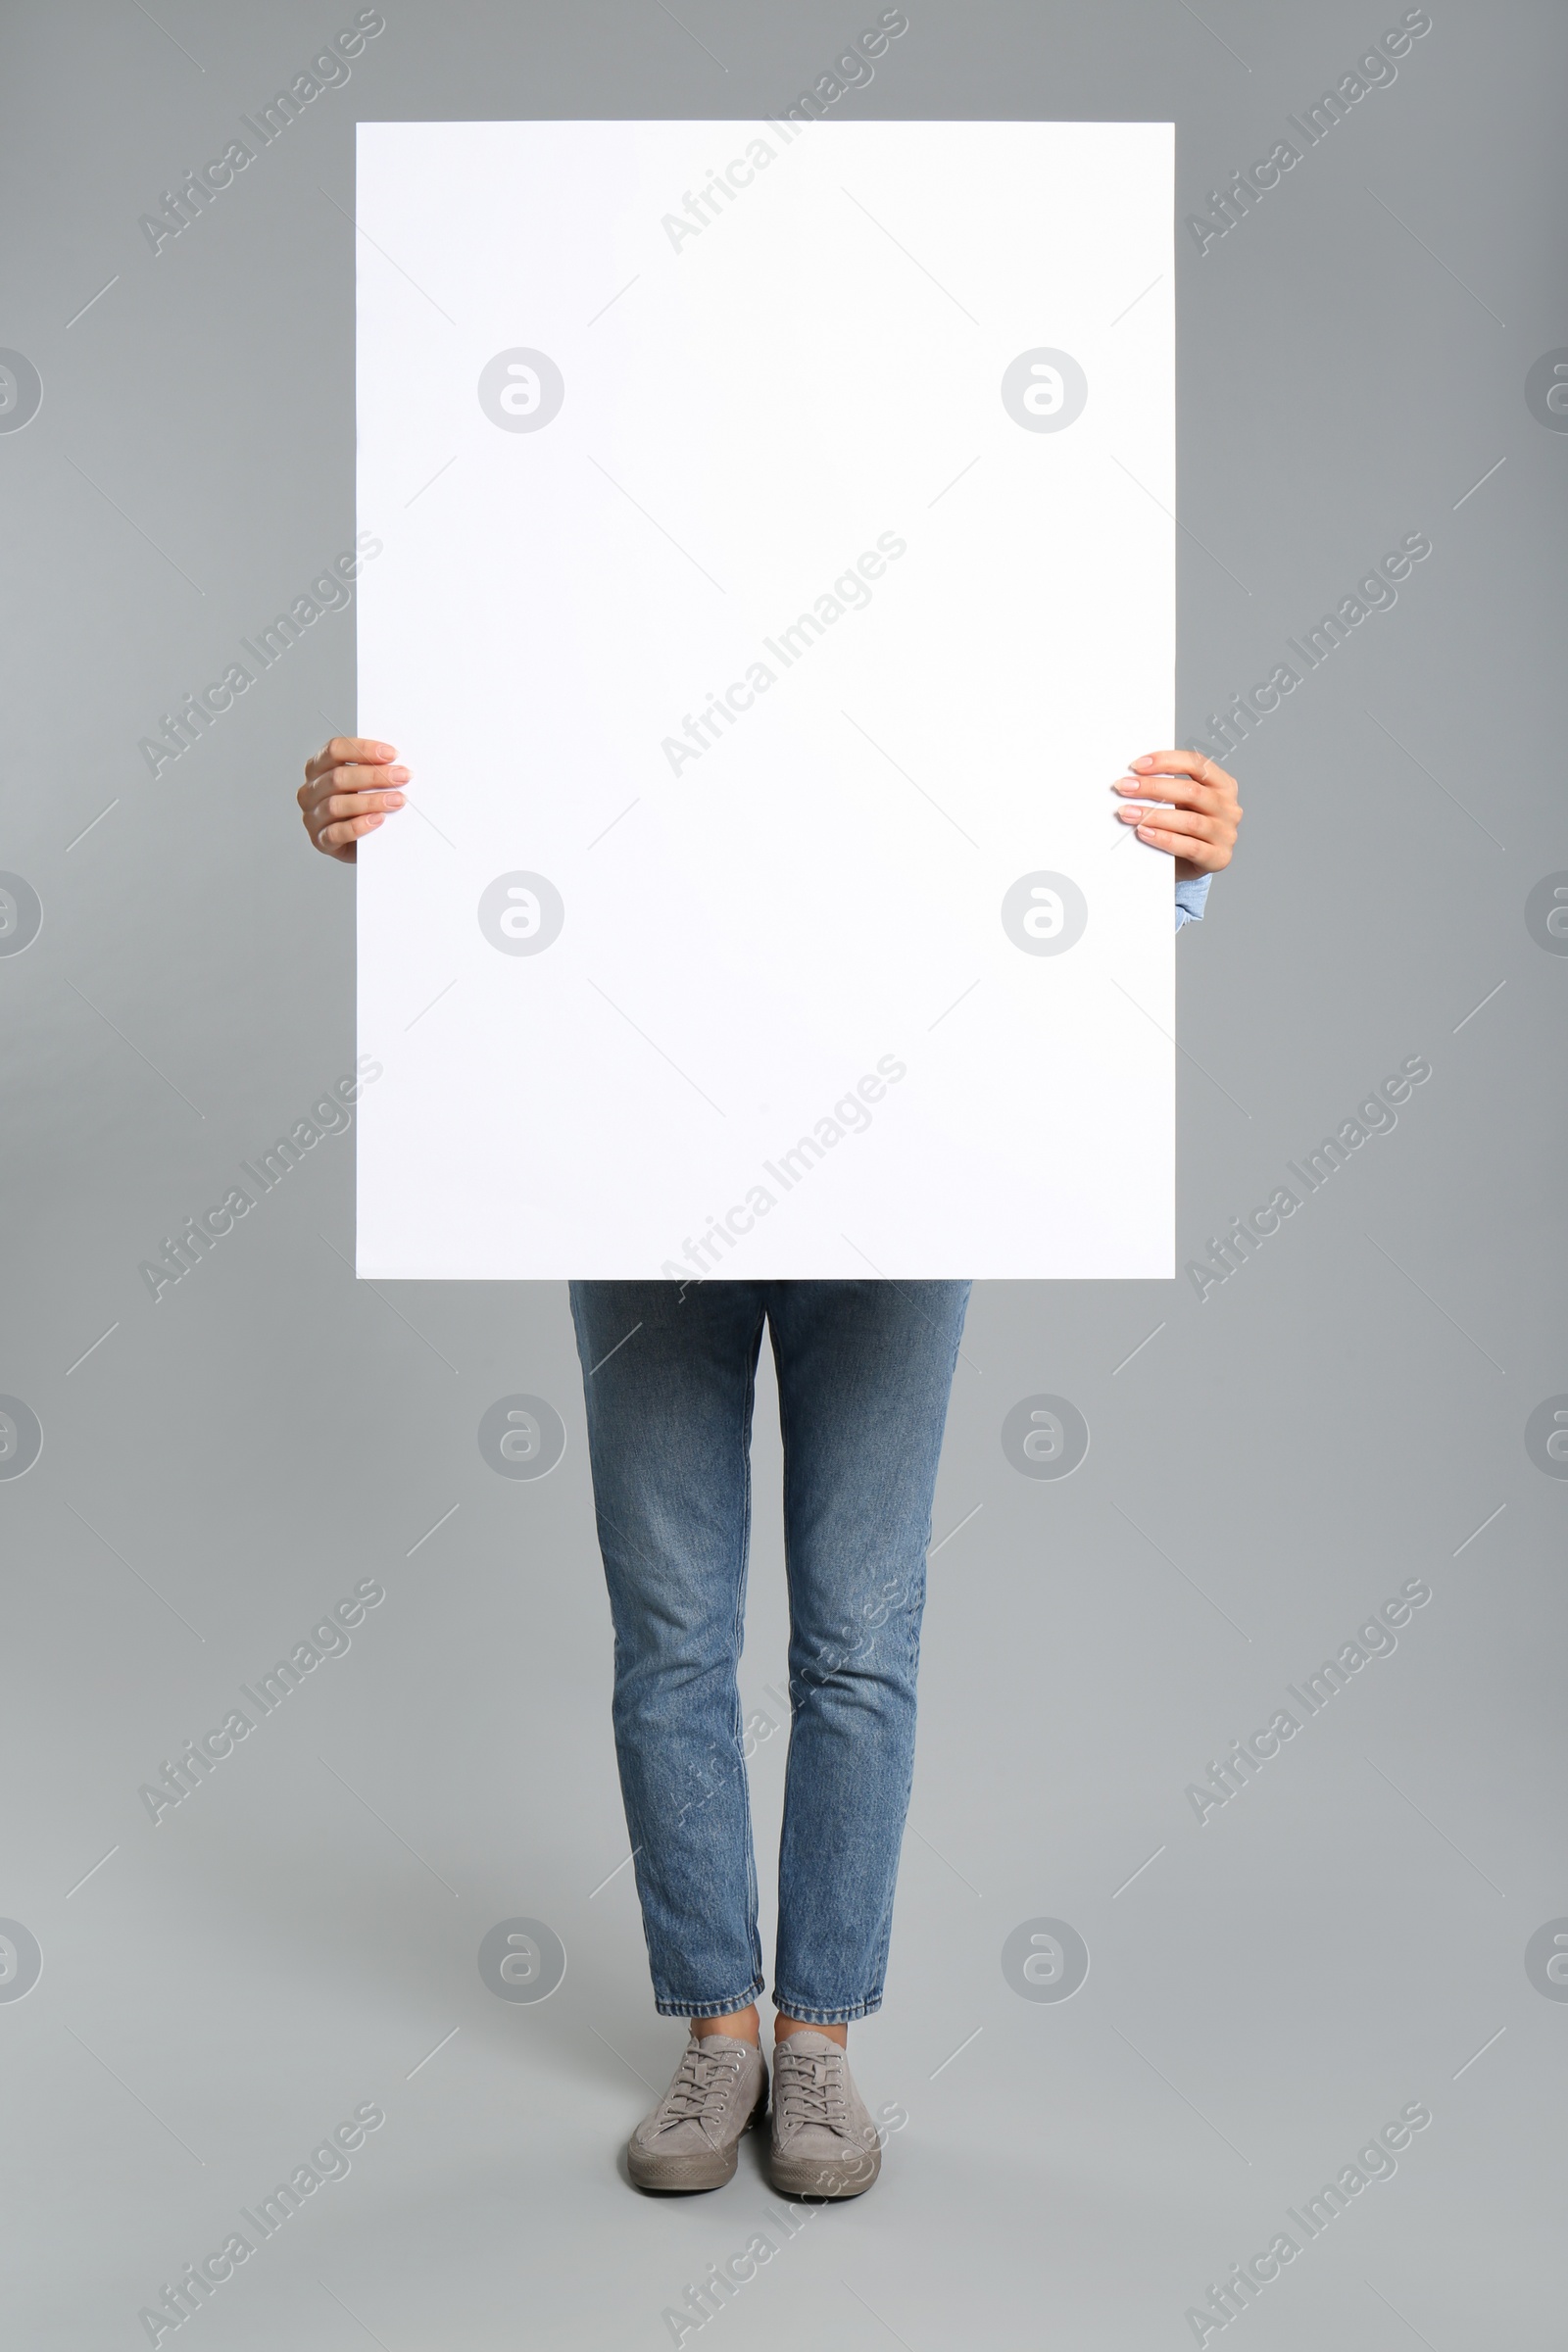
left=568, top=1279, right=971, bottom=2025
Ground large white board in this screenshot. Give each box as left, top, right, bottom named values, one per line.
left=356, top=120, right=1173, bottom=1280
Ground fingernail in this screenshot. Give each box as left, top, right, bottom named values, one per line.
left=1112, top=777, right=1136, bottom=792
left=387, top=765, right=410, bottom=782
left=1133, top=755, right=1155, bottom=771
left=374, top=742, right=396, bottom=759
left=386, top=794, right=405, bottom=808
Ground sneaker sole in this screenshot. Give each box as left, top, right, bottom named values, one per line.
left=767, top=2141, right=881, bottom=2200
left=627, top=2085, right=768, bottom=2193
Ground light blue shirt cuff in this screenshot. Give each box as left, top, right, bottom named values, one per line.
left=1174, top=873, right=1214, bottom=931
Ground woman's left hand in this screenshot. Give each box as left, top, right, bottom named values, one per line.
left=1113, top=750, right=1242, bottom=878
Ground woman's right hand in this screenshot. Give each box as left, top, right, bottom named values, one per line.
left=299, top=736, right=410, bottom=862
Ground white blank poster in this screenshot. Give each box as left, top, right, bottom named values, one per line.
left=356, top=120, right=1174, bottom=1280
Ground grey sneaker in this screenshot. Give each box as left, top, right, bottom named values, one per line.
left=768, top=2030, right=881, bottom=2198
left=626, top=2031, right=767, bottom=2192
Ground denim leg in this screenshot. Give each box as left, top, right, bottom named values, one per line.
left=765, top=1279, right=971, bottom=2023
left=568, top=1280, right=769, bottom=2017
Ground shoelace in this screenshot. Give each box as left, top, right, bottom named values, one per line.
left=774, top=2045, right=851, bottom=2136
left=657, top=2042, right=745, bottom=2137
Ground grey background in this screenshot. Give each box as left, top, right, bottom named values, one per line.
left=2, top=2, right=1563, bottom=2344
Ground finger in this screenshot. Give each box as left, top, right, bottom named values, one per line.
left=305, top=735, right=399, bottom=784
left=325, top=760, right=410, bottom=792
left=1118, top=805, right=1224, bottom=844
left=1112, top=772, right=1213, bottom=809
left=1134, top=821, right=1231, bottom=868
left=1129, top=750, right=1237, bottom=795
left=306, top=761, right=410, bottom=808
left=318, top=810, right=386, bottom=852
left=320, top=788, right=406, bottom=820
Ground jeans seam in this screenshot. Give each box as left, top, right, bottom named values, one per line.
left=736, top=1302, right=766, bottom=1992
left=771, top=1309, right=799, bottom=1723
